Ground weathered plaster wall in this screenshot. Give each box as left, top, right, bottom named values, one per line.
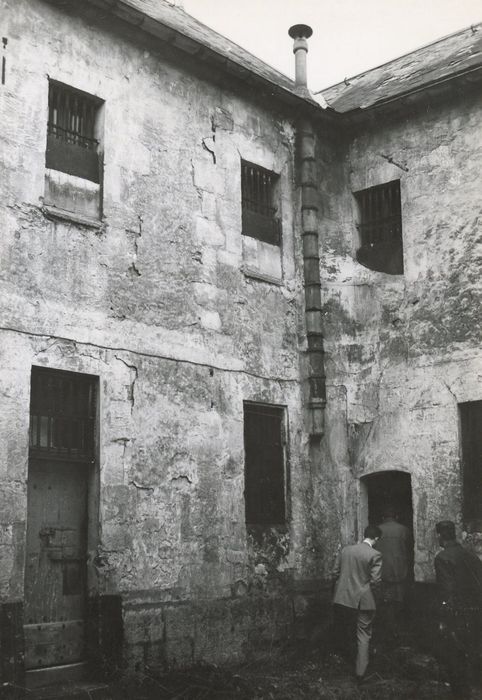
left=0, top=0, right=325, bottom=668
left=4, top=0, right=479, bottom=675
left=318, top=90, right=482, bottom=580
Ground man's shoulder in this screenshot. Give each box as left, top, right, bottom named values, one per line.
left=345, top=542, right=367, bottom=551
left=344, top=542, right=380, bottom=559
left=435, top=545, right=456, bottom=562
left=381, top=520, right=409, bottom=535
left=341, top=543, right=363, bottom=557
left=341, top=543, right=358, bottom=555
left=436, top=543, right=477, bottom=566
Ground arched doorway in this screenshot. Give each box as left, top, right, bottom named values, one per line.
left=361, top=470, right=413, bottom=529
left=360, top=471, right=415, bottom=641
left=359, top=470, right=414, bottom=577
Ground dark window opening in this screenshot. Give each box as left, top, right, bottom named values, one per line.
left=459, top=401, right=482, bottom=526
left=244, top=403, right=286, bottom=525
left=241, top=161, right=281, bottom=246
left=29, top=367, right=97, bottom=462
left=46, top=81, right=102, bottom=183
left=354, top=180, right=403, bottom=275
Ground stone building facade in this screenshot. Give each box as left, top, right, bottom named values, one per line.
left=316, top=28, right=482, bottom=578
left=0, top=0, right=481, bottom=687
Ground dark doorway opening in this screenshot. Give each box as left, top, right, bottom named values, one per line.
left=360, top=470, right=414, bottom=589
left=361, top=471, right=415, bottom=644
left=459, top=400, right=482, bottom=529
left=361, top=470, right=414, bottom=530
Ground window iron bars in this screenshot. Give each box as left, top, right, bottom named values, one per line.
left=29, top=368, right=97, bottom=461
left=357, top=216, right=402, bottom=248
left=241, top=162, right=277, bottom=218
left=355, top=180, right=401, bottom=248
left=354, top=180, right=403, bottom=274
left=48, top=83, right=98, bottom=151
left=241, top=162, right=281, bottom=246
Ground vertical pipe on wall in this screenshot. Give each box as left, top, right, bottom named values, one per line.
left=289, top=25, right=326, bottom=437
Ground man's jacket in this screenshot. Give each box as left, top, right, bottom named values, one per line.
left=333, top=542, right=382, bottom=610
left=376, top=519, right=410, bottom=583
left=435, top=541, right=482, bottom=610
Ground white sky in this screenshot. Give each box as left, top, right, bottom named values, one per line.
left=180, top=0, right=482, bottom=89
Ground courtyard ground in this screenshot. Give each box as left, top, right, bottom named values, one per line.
left=6, top=614, right=479, bottom=700
left=104, top=642, right=454, bottom=700
left=0, top=645, right=464, bottom=700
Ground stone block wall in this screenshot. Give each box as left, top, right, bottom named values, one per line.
left=0, top=0, right=329, bottom=673
left=318, top=88, right=482, bottom=579
left=2, top=0, right=480, bottom=677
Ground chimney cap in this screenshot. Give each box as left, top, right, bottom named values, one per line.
left=288, top=24, right=313, bottom=40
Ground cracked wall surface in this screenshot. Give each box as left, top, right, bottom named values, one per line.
left=1, top=0, right=481, bottom=674
left=318, top=89, right=482, bottom=580
left=0, top=0, right=322, bottom=669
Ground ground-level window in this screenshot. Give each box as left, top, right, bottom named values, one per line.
left=354, top=179, right=403, bottom=275
left=46, top=81, right=103, bottom=183
left=243, top=402, right=287, bottom=525
left=29, top=366, right=97, bottom=461
left=241, top=161, right=281, bottom=246
left=459, top=400, right=482, bottom=525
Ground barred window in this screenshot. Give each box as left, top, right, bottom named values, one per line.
left=244, top=403, right=287, bottom=525
left=241, top=161, right=281, bottom=246
left=354, top=180, right=403, bottom=275
left=29, top=367, right=97, bottom=462
left=46, top=81, right=102, bottom=183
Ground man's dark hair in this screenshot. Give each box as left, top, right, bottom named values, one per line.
left=436, top=520, right=456, bottom=541
left=364, top=524, right=382, bottom=539
left=382, top=504, right=397, bottom=519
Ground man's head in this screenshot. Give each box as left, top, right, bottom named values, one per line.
left=364, top=524, right=382, bottom=543
left=382, top=504, right=397, bottom=521
left=436, top=520, right=456, bottom=547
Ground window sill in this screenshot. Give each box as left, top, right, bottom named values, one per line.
left=242, top=266, right=283, bottom=286
left=42, top=204, right=103, bottom=229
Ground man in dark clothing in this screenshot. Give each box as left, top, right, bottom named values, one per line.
left=434, top=520, right=482, bottom=699
left=376, top=506, right=411, bottom=640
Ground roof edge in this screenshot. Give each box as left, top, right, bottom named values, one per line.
left=45, top=0, right=332, bottom=118
left=315, top=21, right=482, bottom=96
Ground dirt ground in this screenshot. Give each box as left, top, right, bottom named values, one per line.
left=107, top=641, right=456, bottom=700
left=6, top=612, right=478, bottom=700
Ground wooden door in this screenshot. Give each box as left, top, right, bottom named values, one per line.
left=24, top=367, right=97, bottom=670
left=24, top=459, right=88, bottom=669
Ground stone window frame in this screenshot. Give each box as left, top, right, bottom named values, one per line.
left=46, top=80, right=104, bottom=184
left=353, top=179, right=404, bottom=275
left=241, top=160, right=282, bottom=247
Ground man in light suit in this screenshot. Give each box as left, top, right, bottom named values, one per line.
left=332, top=525, right=382, bottom=682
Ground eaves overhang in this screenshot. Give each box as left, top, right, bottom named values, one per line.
left=40, top=1, right=481, bottom=129
left=339, top=63, right=482, bottom=127
left=42, top=0, right=338, bottom=125
left=318, top=23, right=482, bottom=122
